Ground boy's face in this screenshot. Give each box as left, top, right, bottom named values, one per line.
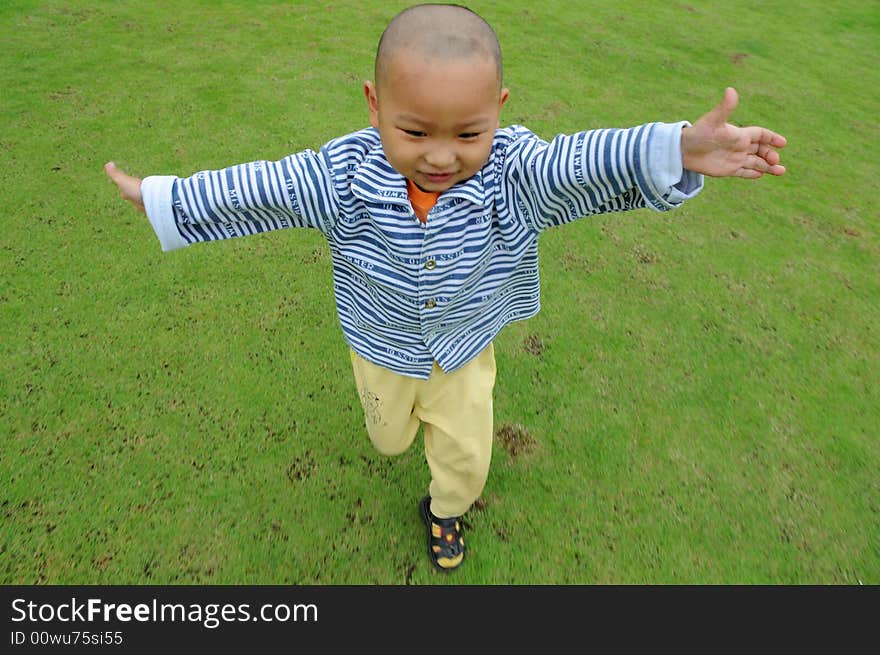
left=365, top=51, right=509, bottom=193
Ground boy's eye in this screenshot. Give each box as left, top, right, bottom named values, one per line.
left=459, top=132, right=481, bottom=140
left=402, top=129, right=427, bottom=138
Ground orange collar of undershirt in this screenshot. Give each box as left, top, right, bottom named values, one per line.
left=406, top=179, right=440, bottom=224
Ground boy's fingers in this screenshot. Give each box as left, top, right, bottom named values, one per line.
left=747, top=126, right=787, bottom=149
left=104, top=161, right=127, bottom=182
left=743, top=153, right=786, bottom=178
left=104, top=161, right=146, bottom=210
left=767, top=131, right=787, bottom=148
left=104, top=161, right=141, bottom=185
left=758, top=144, right=781, bottom=165
left=104, top=161, right=140, bottom=191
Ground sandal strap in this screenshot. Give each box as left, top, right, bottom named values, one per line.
left=420, top=496, right=466, bottom=570
left=429, top=512, right=464, bottom=557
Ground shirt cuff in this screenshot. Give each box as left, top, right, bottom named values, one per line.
left=141, top=175, right=188, bottom=252
left=647, top=121, right=704, bottom=208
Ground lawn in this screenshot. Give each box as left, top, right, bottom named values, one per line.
left=1, top=0, right=877, bottom=584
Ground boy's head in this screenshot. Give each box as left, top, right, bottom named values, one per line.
left=365, top=4, right=509, bottom=192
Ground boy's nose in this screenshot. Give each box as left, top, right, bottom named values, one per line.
left=424, top=147, right=455, bottom=169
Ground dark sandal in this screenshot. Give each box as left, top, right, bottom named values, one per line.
left=419, top=496, right=465, bottom=571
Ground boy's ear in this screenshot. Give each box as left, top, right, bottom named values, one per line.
left=364, top=81, right=380, bottom=128
left=497, top=87, right=510, bottom=126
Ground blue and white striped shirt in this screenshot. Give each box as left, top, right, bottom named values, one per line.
left=141, top=123, right=702, bottom=378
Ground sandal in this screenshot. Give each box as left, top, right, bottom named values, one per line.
left=419, top=496, right=465, bottom=571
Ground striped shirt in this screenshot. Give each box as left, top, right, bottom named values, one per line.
left=141, top=123, right=703, bottom=378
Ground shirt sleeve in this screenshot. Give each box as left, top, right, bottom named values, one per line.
left=140, top=149, right=339, bottom=252
left=142, top=175, right=188, bottom=252
left=502, top=122, right=704, bottom=232
left=646, top=121, right=703, bottom=206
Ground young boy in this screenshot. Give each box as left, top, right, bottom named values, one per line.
left=105, top=3, right=786, bottom=572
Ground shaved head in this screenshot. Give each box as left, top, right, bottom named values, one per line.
left=375, top=4, right=502, bottom=89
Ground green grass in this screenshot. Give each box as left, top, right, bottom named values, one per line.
left=1, top=0, right=877, bottom=584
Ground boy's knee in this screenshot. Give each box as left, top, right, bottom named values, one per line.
left=370, top=437, right=411, bottom=456
left=366, top=421, right=419, bottom=456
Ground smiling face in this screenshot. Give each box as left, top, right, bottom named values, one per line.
left=365, top=51, right=509, bottom=192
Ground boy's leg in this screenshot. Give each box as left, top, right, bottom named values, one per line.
left=351, top=345, right=495, bottom=572
left=349, top=349, right=421, bottom=455
left=417, top=343, right=497, bottom=519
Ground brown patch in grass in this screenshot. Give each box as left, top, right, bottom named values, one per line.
left=303, top=246, right=326, bottom=263
left=495, top=422, right=536, bottom=457
left=404, top=561, right=417, bottom=585
left=92, top=553, right=113, bottom=572
left=523, top=333, right=544, bottom=356
left=561, top=251, right=594, bottom=273
left=633, top=245, right=660, bottom=264
left=730, top=52, right=748, bottom=64
left=287, top=451, right=317, bottom=482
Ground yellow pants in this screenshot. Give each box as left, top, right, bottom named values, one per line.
left=349, top=344, right=496, bottom=518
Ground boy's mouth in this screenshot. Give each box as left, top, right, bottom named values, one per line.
left=423, top=172, right=455, bottom=185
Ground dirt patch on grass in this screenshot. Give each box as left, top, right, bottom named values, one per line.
left=92, top=553, right=113, bottom=572
left=523, top=334, right=544, bottom=356
left=494, top=422, right=536, bottom=457
left=633, top=244, right=660, bottom=264
left=287, top=451, right=317, bottom=482
left=472, top=497, right=489, bottom=511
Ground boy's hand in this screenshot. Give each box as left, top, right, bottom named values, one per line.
left=104, top=162, right=145, bottom=212
left=681, top=87, right=786, bottom=179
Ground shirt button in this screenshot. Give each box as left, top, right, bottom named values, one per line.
left=425, top=259, right=437, bottom=270
left=424, top=299, right=437, bottom=309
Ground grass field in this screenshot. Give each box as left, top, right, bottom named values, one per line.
left=1, top=1, right=878, bottom=584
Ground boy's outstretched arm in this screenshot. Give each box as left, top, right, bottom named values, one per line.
left=103, top=149, right=339, bottom=252
left=681, top=87, right=787, bottom=179
left=104, top=162, right=145, bottom=212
